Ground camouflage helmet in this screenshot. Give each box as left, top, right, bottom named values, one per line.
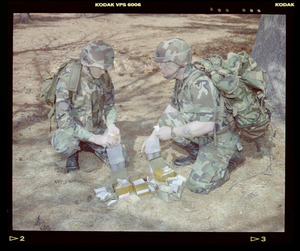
left=80, top=40, right=114, bottom=70
left=154, top=38, right=192, bottom=67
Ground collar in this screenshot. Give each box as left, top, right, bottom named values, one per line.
left=182, top=64, right=194, bottom=83
left=176, top=64, right=193, bottom=86
left=82, top=66, right=94, bottom=81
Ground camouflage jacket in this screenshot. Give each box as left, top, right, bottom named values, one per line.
left=55, top=63, right=117, bottom=141
left=170, top=64, right=234, bottom=133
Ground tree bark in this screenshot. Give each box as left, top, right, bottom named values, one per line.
left=251, top=15, right=286, bottom=121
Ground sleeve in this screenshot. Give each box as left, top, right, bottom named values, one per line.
left=103, top=74, right=117, bottom=125
left=189, top=75, right=216, bottom=122
left=56, top=79, right=93, bottom=141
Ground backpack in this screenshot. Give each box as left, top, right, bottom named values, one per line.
left=193, top=51, right=273, bottom=143
left=40, top=59, right=82, bottom=131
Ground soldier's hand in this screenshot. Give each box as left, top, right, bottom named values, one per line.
left=107, top=124, right=121, bottom=144
left=89, top=134, right=118, bottom=147
left=155, top=126, right=172, bottom=141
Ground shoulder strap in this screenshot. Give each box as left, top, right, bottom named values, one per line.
left=68, top=60, right=82, bottom=92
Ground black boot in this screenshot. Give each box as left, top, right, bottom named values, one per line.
left=79, top=141, right=109, bottom=165
left=65, top=151, right=80, bottom=173
left=174, top=142, right=199, bottom=167
left=227, top=152, right=246, bottom=172
left=79, top=141, right=95, bottom=154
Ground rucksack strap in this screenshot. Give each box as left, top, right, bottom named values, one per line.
left=47, top=105, right=56, bottom=132
left=68, top=61, right=82, bottom=92
left=216, top=121, right=236, bottom=135
left=49, top=60, right=82, bottom=132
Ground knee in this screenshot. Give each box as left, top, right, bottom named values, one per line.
left=51, top=129, right=80, bottom=157
left=186, top=160, right=230, bottom=194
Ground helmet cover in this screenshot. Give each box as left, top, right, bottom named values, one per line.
left=154, top=38, right=192, bottom=67
left=80, top=40, right=114, bottom=70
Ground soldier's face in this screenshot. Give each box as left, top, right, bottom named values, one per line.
left=159, top=62, right=180, bottom=78
left=89, top=66, right=106, bottom=79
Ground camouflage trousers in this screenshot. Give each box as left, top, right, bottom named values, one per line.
left=51, top=128, right=129, bottom=166
left=158, top=112, right=240, bottom=194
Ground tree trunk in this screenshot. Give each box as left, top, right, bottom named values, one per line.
left=18, top=13, right=33, bottom=24
left=251, top=15, right=286, bottom=121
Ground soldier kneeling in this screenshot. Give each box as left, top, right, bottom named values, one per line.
left=141, top=38, right=245, bottom=194
left=51, top=40, right=128, bottom=173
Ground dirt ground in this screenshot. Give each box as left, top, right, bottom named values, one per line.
left=12, top=13, right=285, bottom=232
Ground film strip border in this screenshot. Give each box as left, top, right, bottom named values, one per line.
left=8, top=1, right=295, bottom=14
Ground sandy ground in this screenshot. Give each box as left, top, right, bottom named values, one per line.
left=12, top=13, right=285, bottom=232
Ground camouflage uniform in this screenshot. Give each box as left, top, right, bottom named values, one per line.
left=155, top=38, right=240, bottom=194
left=51, top=40, right=119, bottom=165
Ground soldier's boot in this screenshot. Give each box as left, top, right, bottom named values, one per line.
left=79, top=141, right=108, bottom=163
left=66, top=151, right=80, bottom=173
left=79, top=141, right=95, bottom=154
left=79, top=142, right=130, bottom=167
left=227, top=152, right=246, bottom=172
left=174, top=142, right=199, bottom=167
